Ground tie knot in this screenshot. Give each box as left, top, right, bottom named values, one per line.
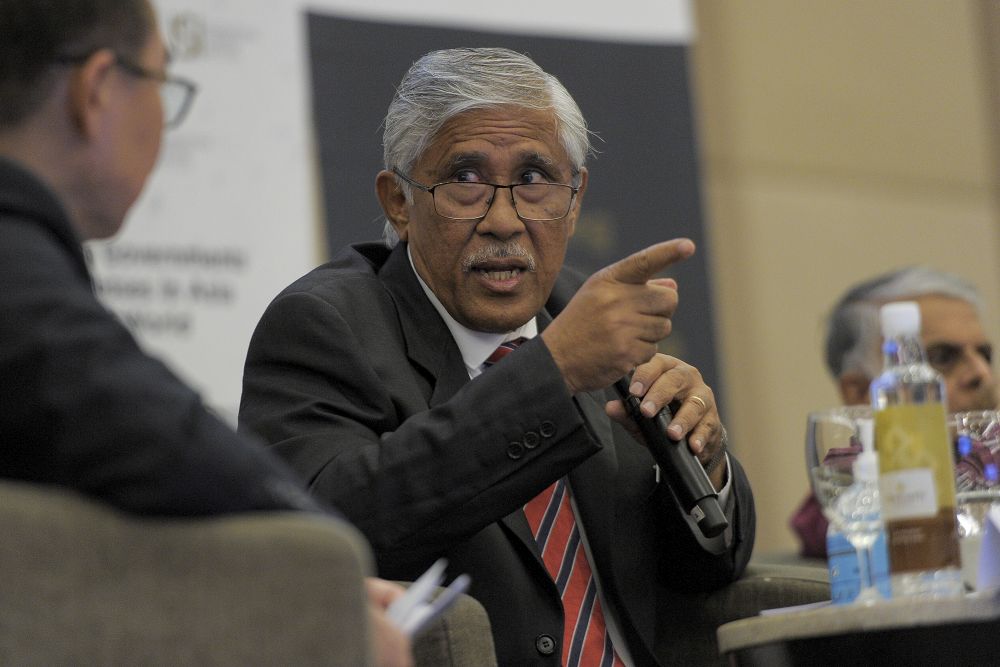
left=484, top=337, right=527, bottom=368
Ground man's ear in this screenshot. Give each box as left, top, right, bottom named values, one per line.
left=67, top=49, right=117, bottom=139
left=564, top=167, right=588, bottom=239
left=375, top=170, right=410, bottom=242
left=838, top=372, right=871, bottom=406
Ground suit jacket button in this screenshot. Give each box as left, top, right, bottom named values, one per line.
left=506, top=442, right=525, bottom=459
left=523, top=431, right=540, bottom=449
left=535, top=634, right=557, bottom=656
left=539, top=421, right=556, bottom=438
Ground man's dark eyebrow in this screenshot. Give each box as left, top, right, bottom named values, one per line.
left=443, top=152, right=488, bottom=171
left=520, top=151, right=556, bottom=167
left=438, top=151, right=564, bottom=180
left=926, top=342, right=991, bottom=352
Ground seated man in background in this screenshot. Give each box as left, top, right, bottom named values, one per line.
left=791, top=266, right=997, bottom=558
left=240, top=47, right=755, bottom=666
left=0, top=2, right=409, bottom=664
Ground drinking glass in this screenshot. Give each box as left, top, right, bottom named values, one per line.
left=804, top=406, right=869, bottom=475
left=950, top=410, right=1000, bottom=494
left=949, top=410, right=1000, bottom=589
left=807, top=406, right=884, bottom=605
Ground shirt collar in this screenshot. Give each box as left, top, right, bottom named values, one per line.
left=407, top=244, right=537, bottom=377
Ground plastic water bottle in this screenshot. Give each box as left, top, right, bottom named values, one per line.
left=870, top=301, right=963, bottom=598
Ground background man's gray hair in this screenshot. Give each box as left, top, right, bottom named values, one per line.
left=380, top=47, right=592, bottom=247
left=825, top=266, right=982, bottom=380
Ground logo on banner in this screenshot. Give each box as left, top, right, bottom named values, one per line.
left=168, top=12, right=206, bottom=60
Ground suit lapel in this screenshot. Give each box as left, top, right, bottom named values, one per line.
left=379, top=244, right=469, bottom=405
left=379, top=255, right=617, bottom=575
left=500, top=508, right=549, bottom=567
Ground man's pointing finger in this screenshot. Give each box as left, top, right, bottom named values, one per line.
left=602, top=238, right=695, bottom=285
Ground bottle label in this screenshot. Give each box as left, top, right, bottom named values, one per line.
left=827, top=529, right=892, bottom=604
left=884, top=509, right=962, bottom=573
left=827, top=531, right=859, bottom=605
left=879, top=468, right=938, bottom=520
left=875, top=402, right=961, bottom=574
left=875, top=403, right=957, bottom=509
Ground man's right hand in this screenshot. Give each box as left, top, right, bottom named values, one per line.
left=541, top=238, right=695, bottom=395
left=366, top=578, right=415, bottom=667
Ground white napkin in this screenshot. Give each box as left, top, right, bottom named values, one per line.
left=977, top=506, right=1000, bottom=591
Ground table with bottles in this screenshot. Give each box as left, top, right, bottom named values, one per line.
left=716, top=589, right=1000, bottom=666
left=723, top=299, right=1000, bottom=664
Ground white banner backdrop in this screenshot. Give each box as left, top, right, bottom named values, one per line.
left=88, top=0, right=690, bottom=423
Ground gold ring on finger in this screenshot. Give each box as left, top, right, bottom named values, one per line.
left=687, top=395, right=707, bottom=411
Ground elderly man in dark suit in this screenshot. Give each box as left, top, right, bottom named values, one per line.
left=240, top=47, right=755, bottom=667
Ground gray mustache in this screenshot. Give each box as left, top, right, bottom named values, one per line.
left=461, top=243, right=537, bottom=272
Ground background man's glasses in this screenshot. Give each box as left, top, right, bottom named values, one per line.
left=54, top=52, right=197, bottom=129
left=927, top=342, right=993, bottom=373
left=392, top=168, right=579, bottom=222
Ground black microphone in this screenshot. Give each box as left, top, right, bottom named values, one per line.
left=613, top=377, right=728, bottom=539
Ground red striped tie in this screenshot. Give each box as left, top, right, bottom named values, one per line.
left=483, top=339, right=624, bottom=665
left=483, top=338, right=527, bottom=367
left=524, top=480, right=625, bottom=666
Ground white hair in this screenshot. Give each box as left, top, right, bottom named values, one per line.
left=825, top=266, right=982, bottom=379
left=380, top=47, right=592, bottom=246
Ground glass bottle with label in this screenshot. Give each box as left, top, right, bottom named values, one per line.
left=871, top=301, right=963, bottom=597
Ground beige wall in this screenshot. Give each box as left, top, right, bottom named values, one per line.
left=690, top=0, right=1000, bottom=554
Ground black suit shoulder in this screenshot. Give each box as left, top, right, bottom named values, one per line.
left=0, top=159, right=322, bottom=517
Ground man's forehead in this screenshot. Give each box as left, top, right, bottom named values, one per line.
left=424, top=106, right=561, bottom=145
left=916, top=294, right=989, bottom=341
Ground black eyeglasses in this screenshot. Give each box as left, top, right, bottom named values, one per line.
left=926, top=342, right=993, bottom=373
left=392, top=168, right=579, bottom=222
left=54, top=53, right=197, bottom=129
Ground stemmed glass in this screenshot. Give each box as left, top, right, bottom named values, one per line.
left=807, top=406, right=885, bottom=605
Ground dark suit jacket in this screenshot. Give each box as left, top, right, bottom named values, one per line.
left=240, top=242, right=755, bottom=666
left=0, top=156, right=322, bottom=516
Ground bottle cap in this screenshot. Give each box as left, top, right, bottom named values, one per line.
left=880, top=301, right=921, bottom=339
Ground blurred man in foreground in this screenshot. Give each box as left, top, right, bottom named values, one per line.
left=241, top=47, right=755, bottom=666
left=791, top=266, right=997, bottom=557
left=0, top=2, right=409, bottom=664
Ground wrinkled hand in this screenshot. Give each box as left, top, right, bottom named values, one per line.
left=542, top=238, right=695, bottom=395
left=366, top=578, right=414, bottom=667
left=605, top=354, right=728, bottom=489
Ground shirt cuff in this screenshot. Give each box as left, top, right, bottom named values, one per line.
left=715, top=453, right=733, bottom=508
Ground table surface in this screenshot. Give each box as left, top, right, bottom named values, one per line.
left=717, top=588, right=1000, bottom=655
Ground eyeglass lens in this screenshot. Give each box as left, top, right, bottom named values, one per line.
left=159, top=81, right=189, bottom=127
left=435, top=182, right=572, bottom=221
